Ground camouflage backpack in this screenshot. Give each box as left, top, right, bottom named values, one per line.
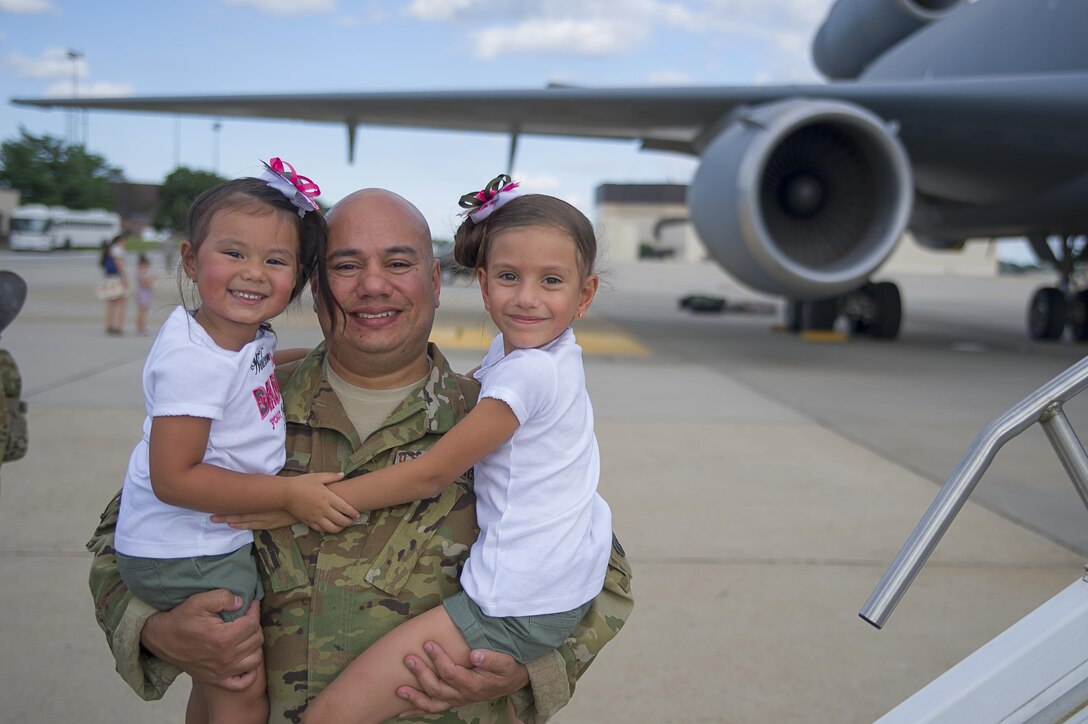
left=0, top=350, right=26, bottom=462
left=0, top=272, right=28, bottom=464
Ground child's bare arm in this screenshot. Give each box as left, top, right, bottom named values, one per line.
left=330, top=397, right=519, bottom=511
left=149, top=415, right=357, bottom=531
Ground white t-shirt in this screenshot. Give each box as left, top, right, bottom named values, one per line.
left=462, top=328, right=612, bottom=617
left=115, top=306, right=286, bottom=559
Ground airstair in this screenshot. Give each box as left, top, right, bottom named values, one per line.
left=861, top=355, right=1088, bottom=723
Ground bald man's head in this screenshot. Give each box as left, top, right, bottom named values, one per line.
left=313, top=187, right=442, bottom=387
left=327, top=188, right=432, bottom=260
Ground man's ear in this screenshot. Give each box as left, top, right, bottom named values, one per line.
left=432, top=259, right=442, bottom=310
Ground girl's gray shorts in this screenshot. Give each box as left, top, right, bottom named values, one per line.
left=443, top=590, right=592, bottom=663
left=116, top=543, right=263, bottom=622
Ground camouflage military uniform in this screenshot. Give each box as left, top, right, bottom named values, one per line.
left=88, top=343, right=634, bottom=723
left=0, top=348, right=27, bottom=467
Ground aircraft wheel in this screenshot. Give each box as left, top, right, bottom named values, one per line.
left=784, top=300, right=803, bottom=332
left=1028, top=287, right=1066, bottom=340
left=801, top=298, right=838, bottom=330
left=1069, top=291, right=1088, bottom=341
left=868, top=282, right=902, bottom=339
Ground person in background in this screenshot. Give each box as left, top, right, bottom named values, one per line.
left=99, top=234, right=128, bottom=335
left=134, top=253, right=158, bottom=337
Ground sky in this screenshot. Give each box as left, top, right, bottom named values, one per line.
left=0, top=0, right=835, bottom=235
left=0, top=0, right=1033, bottom=261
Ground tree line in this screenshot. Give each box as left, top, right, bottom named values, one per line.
left=0, top=128, right=226, bottom=234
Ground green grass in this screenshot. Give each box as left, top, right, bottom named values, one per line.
left=122, top=237, right=165, bottom=253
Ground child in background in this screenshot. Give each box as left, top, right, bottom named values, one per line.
left=134, top=252, right=157, bottom=336
left=114, top=160, right=357, bottom=724
left=280, top=175, right=613, bottom=723
left=99, top=234, right=127, bottom=335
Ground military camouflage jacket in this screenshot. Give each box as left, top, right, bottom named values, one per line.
left=87, top=343, right=634, bottom=723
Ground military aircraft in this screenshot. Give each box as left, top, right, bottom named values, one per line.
left=14, top=0, right=1088, bottom=341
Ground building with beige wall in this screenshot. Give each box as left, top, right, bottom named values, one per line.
left=0, top=189, right=20, bottom=246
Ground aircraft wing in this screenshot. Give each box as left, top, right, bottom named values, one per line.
left=14, top=85, right=787, bottom=154
left=14, top=74, right=1088, bottom=155
left=14, top=73, right=1088, bottom=321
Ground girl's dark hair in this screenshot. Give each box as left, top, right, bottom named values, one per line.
left=183, top=177, right=326, bottom=302
left=99, top=234, right=125, bottom=269
left=453, top=194, right=597, bottom=277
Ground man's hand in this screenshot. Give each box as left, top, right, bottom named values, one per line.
left=395, top=642, right=529, bottom=717
left=140, top=589, right=264, bottom=690
left=212, top=509, right=299, bottom=530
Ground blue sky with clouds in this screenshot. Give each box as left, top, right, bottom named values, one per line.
left=0, top=0, right=1034, bottom=263
left=0, top=0, right=835, bottom=239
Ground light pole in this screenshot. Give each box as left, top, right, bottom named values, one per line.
left=212, top=121, right=221, bottom=173
left=66, top=49, right=83, bottom=145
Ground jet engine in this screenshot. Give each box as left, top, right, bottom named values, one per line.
left=812, top=0, right=966, bottom=80
left=687, top=99, right=912, bottom=301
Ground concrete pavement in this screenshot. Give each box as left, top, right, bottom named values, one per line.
left=0, top=251, right=1083, bottom=723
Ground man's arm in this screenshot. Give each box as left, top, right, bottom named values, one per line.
left=517, top=538, right=634, bottom=721
left=396, top=537, right=634, bottom=722
left=86, top=492, right=264, bottom=698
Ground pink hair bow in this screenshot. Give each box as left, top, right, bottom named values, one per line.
left=260, top=157, right=321, bottom=216
left=459, top=174, right=521, bottom=223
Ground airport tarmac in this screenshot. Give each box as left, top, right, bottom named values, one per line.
left=1, top=250, right=1087, bottom=723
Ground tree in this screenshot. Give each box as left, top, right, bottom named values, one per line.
left=0, top=127, right=123, bottom=209
left=153, top=167, right=227, bottom=235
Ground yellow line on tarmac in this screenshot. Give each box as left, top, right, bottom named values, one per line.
left=800, top=329, right=848, bottom=343
left=429, top=324, right=649, bottom=356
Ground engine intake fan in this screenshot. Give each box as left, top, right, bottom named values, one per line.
left=687, top=99, right=913, bottom=300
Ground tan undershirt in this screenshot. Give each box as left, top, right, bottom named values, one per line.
left=324, top=359, right=430, bottom=442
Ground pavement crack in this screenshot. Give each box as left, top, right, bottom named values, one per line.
left=23, top=352, right=149, bottom=398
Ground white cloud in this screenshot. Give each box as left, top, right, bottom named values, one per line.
left=43, top=79, right=134, bottom=98
left=701, top=0, right=832, bottom=51
left=475, top=18, right=643, bottom=59
left=407, top=0, right=477, bottom=22
left=403, top=0, right=833, bottom=68
left=0, top=0, right=56, bottom=13
left=7, top=48, right=132, bottom=98
left=223, top=0, right=335, bottom=16
left=6, top=48, right=86, bottom=79
left=337, top=2, right=390, bottom=27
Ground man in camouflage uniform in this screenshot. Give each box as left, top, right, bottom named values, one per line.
left=87, top=189, right=633, bottom=722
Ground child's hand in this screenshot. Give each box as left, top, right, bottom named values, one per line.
left=285, top=472, right=358, bottom=533
left=211, top=509, right=299, bottom=530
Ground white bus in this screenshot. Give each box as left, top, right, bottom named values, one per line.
left=10, top=205, right=122, bottom=251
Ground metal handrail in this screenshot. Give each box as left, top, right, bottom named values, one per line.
left=860, top=354, right=1088, bottom=629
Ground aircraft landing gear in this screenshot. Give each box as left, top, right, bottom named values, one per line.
left=1070, top=291, right=1088, bottom=341
left=846, top=281, right=902, bottom=339
left=783, top=281, right=902, bottom=340
left=1026, top=235, right=1088, bottom=342
left=1028, top=287, right=1066, bottom=341
left=784, top=297, right=837, bottom=332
